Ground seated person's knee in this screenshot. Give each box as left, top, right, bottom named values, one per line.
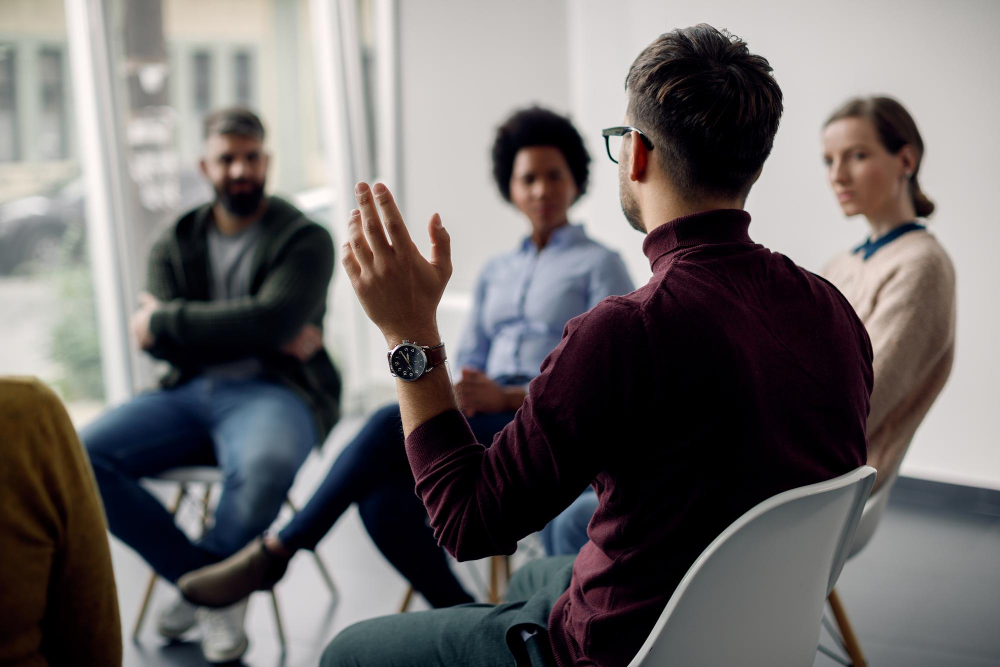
left=320, top=620, right=374, bottom=667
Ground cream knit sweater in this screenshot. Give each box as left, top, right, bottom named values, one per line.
left=824, top=228, right=956, bottom=491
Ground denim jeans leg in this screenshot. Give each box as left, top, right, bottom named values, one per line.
left=351, top=409, right=517, bottom=607
left=357, top=479, right=475, bottom=607
left=200, top=379, right=316, bottom=559
left=80, top=381, right=221, bottom=582
left=277, top=403, right=411, bottom=551
left=542, top=488, right=598, bottom=556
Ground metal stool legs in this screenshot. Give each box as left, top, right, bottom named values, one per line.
left=132, top=484, right=187, bottom=641
left=131, top=483, right=338, bottom=650
left=283, top=496, right=338, bottom=598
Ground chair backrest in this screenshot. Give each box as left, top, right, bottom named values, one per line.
left=847, top=470, right=896, bottom=560
left=626, top=466, right=876, bottom=667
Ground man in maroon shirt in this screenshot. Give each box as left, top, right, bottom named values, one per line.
left=322, top=24, right=872, bottom=667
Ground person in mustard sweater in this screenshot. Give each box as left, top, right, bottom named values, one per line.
left=0, top=377, right=122, bottom=666
left=821, top=96, right=956, bottom=493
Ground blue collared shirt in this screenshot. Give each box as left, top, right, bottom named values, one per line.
left=455, top=224, right=634, bottom=380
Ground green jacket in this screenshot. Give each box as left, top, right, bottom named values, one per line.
left=146, top=196, right=341, bottom=441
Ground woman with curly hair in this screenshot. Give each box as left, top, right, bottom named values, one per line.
left=178, top=106, right=633, bottom=609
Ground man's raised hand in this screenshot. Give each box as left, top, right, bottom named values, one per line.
left=341, top=182, right=452, bottom=345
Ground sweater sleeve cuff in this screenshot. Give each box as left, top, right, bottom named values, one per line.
left=404, top=409, right=479, bottom=474
left=150, top=301, right=183, bottom=342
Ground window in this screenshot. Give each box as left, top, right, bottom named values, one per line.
left=38, top=48, right=68, bottom=161
left=357, top=0, right=378, bottom=178
left=0, top=44, right=18, bottom=162
left=192, top=50, right=212, bottom=114
left=0, top=7, right=104, bottom=424
left=234, top=50, right=252, bottom=106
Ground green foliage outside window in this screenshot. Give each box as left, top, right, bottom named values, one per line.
left=48, top=225, right=104, bottom=401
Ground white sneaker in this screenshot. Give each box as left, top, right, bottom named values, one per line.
left=157, top=593, right=198, bottom=639
left=196, top=598, right=249, bottom=664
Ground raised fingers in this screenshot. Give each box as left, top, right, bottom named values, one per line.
left=354, top=182, right=391, bottom=257
left=428, top=213, right=452, bottom=276
left=342, top=237, right=363, bottom=288
left=372, top=183, right=413, bottom=249
left=346, top=208, right=373, bottom=270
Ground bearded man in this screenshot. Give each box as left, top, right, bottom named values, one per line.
left=82, top=107, right=340, bottom=663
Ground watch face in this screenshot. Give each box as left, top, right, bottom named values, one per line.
left=389, top=344, right=427, bottom=381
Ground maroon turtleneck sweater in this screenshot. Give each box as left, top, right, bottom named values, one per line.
left=405, top=209, right=873, bottom=667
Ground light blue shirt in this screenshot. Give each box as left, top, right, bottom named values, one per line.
left=455, top=224, right=634, bottom=380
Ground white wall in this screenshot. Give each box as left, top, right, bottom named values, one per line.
left=380, top=0, right=999, bottom=489
left=397, top=0, right=571, bottom=289
left=348, top=0, right=572, bottom=392
left=567, top=0, right=1000, bottom=489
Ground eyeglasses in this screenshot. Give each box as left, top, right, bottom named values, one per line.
left=601, top=126, right=654, bottom=164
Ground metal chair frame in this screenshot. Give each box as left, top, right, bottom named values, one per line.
left=131, top=468, right=337, bottom=648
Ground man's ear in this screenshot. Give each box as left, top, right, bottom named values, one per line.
left=198, top=157, right=209, bottom=180
left=750, top=166, right=763, bottom=186
left=628, top=131, right=649, bottom=182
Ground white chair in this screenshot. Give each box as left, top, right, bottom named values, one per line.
left=822, top=472, right=898, bottom=666
left=132, top=466, right=338, bottom=647
left=625, top=466, right=876, bottom=667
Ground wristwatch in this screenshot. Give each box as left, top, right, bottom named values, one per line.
left=387, top=341, right=447, bottom=382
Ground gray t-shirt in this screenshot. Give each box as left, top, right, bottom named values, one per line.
left=203, top=220, right=265, bottom=379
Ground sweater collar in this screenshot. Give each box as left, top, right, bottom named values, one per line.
left=852, top=222, right=926, bottom=261
left=642, top=209, right=752, bottom=272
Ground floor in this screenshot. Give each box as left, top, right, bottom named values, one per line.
left=111, top=416, right=1000, bottom=666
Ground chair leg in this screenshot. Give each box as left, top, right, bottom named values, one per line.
left=310, top=551, right=338, bottom=597
left=284, top=496, right=338, bottom=599
left=199, top=483, right=212, bottom=529
left=270, top=590, right=286, bottom=649
left=132, top=484, right=186, bottom=641
left=828, top=587, right=867, bottom=666
left=132, top=571, right=160, bottom=642
left=488, top=555, right=509, bottom=604
left=399, top=586, right=415, bottom=613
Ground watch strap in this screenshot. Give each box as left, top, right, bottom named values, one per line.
left=424, top=342, right=447, bottom=369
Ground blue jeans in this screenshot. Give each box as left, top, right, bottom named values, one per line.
left=82, top=377, right=316, bottom=583
left=279, top=403, right=517, bottom=608
left=540, top=488, right=598, bottom=556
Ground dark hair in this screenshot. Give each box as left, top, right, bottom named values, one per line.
left=626, top=24, right=783, bottom=202
left=491, top=106, right=590, bottom=202
left=825, top=96, right=934, bottom=218
left=203, top=107, right=266, bottom=141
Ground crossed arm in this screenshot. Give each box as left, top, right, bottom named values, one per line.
left=134, top=227, right=332, bottom=365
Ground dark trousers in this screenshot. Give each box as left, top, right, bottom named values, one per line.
left=320, top=556, right=575, bottom=667
left=279, top=403, right=517, bottom=608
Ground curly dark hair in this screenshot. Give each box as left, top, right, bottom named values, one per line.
left=491, top=106, right=590, bottom=202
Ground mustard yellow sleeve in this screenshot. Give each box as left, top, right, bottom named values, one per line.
left=0, top=378, right=122, bottom=666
